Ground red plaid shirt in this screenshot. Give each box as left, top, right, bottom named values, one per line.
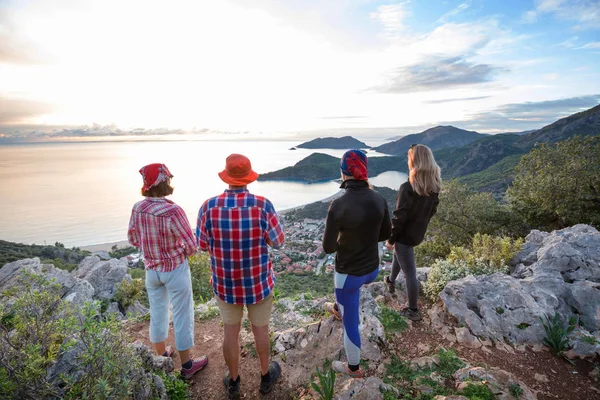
left=196, top=188, right=285, bottom=305
left=128, top=197, right=197, bottom=272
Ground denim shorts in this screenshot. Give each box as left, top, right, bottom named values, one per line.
left=145, top=259, right=194, bottom=351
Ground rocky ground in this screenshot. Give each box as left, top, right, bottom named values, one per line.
left=127, top=285, right=600, bottom=400
left=2, top=224, right=600, bottom=399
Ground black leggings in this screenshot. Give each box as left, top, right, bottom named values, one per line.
left=389, top=243, right=418, bottom=309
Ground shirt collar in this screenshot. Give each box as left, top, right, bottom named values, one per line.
left=225, top=188, right=249, bottom=194
left=144, top=196, right=169, bottom=202
left=340, top=179, right=369, bottom=189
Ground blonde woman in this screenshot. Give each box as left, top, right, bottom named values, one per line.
left=385, top=144, right=441, bottom=321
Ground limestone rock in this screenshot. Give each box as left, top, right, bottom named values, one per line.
left=126, top=301, right=150, bottom=318
left=440, top=225, right=600, bottom=346
left=0, top=258, right=95, bottom=307
left=563, top=328, right=600, bottom=359
left=334, top=376, right=386, bottom=400
left=130, top=342, right=174, bottom=374
left=455, top=327, right=482, bottom=349
left=92, top=250, right=111, bottom=260
left=73, top=256, right=131, bottom=300
left=104, top=301, right=125, bottom=320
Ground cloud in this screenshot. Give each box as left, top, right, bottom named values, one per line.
left=370, top=56, right=503, bottom=93
left=556, top=36, right=579, bottom=48
left=318, top=116, right=367, bottom=120
left=370, top=3, right=410, bottom=37
left=0, top=96, right=57, bottom=125
left=438, top=2, right=470, bottom=23
left=525, top=0, right=600, bottom=29
left=424, top=96, right=491, bottom=104
left=461, top=94, right=600, bottom=131
left=0, top=10, right=49, bottom=64
left=576, top=41, right=600, bottom=49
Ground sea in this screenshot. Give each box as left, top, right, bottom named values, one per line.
left=0, top=137, right=407, bottom=247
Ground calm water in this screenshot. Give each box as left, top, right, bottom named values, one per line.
left=0, top=139, right=407, bottom=246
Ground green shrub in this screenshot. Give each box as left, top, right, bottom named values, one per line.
left=509, top=383, right=524, bottom=398
left=128, top=268, right=145, bottom=280
left=157, top=372, right=188, bottom=400
left=62, top=303, right=140, bottom=400
left=311, top=367, right=335, bottom=400
left=0, top=273, right=165, bottom=400
left=436, top=348, right=465, bottom=378
left=379, top=307, right=409, bottom=338
left=461, top=382, right=495, bottom=400
left=508, top=136, right=600, bottom=230
left=109, top=245, right=139, bottom=259
left=113, top=278, right=144, bottom=310
left=424, top=234, right=523, bottom=301
left=541, top=313, right=575, bottom=354
left=0, top=274, right=76, bottom=399
left=188, top=253, right=214, bottom=303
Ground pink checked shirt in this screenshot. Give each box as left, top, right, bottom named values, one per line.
left=128, top=197, right=197, bottom=272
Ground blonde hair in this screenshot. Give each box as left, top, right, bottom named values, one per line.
left=408, top=144, right=442, bottom=196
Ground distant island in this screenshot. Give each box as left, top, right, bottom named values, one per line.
left=296, top=136, right=369, bottom=149
left=259, top=152, right=406, bottom=183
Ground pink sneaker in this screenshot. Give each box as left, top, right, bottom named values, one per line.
left=181, top=355, right=209, bottom=380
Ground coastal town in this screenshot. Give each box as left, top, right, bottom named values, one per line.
left=271, top=215, right=394, bottom=278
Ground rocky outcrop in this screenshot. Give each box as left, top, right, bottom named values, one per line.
left=272, top=285, right=385, bottom=389
left=440, top=225, right=600, bottom=346
left=73, top=256, right=131, bottom=299
left=0, top=258, right=95, bottom=307
left=0, top=256, right=148, bottom=319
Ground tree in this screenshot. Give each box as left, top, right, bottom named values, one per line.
left=507, top=136, right=600, bottom=230
left=415, top=180, right=527, bottom=267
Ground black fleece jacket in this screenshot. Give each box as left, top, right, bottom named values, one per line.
left=322, top=180, right=392, bottom=276
left=388, top=181, right=439, bottom=247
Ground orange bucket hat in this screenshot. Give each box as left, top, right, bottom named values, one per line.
left=218, top=154, right=259, bottom=186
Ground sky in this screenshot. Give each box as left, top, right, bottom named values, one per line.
left=1, top=0, right=599, bottom=140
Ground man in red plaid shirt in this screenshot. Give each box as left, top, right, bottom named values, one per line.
left=196, top=154, right=284, bottom=399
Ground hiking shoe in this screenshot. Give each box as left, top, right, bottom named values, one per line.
left=223, top=371, right=241, bottom=400
left=324, top=302, right=342, bottom=320
left=259, top=361, right=282, bottom=394
left=332, top=361, right=364, bottom=378
left=180, top=355, right=208, bottom=380
left=399, top=306, right=422, bottom=321
left=384, top=276, right=396, bottom=294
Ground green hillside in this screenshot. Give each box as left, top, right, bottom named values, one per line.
left=259, top=153, right=407, bottom=183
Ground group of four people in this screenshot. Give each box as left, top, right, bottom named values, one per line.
left=127, top=144, right=441, bottom=399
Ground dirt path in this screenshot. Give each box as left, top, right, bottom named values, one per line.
left=127, top=318, right=296, bottom=400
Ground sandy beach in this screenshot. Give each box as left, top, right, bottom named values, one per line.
left=80, top=240, right=130, bottom=252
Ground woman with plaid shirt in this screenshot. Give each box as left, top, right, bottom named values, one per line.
left=128, top=163, right=208, bottom=380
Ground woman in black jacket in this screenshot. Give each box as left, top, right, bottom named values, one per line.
left=322, top=149, right=391, bottom=378
left=385, top=144, right=441, bottom=321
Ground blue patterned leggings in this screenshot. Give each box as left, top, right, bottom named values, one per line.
left=334, top=268, right=379, bottom=366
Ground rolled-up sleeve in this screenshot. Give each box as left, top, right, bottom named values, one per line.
left=127, top=209, right=139, bottom=247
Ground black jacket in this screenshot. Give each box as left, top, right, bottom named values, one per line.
left=389, top=181, right=439, bottom=246
left=322, top=180, right=392, bottom=276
